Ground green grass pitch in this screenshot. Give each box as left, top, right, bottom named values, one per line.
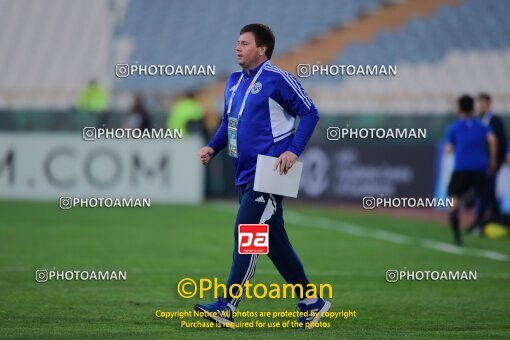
left=0, top=200, right=509, bottom=339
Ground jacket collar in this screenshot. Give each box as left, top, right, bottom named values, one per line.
left=242, top=59, right=269, bottom=78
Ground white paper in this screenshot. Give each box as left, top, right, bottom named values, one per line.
left=254, top=154, right=303, bottom=198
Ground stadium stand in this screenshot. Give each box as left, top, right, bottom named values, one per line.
left=117, top=0, right=392, bottom=92
left=305, top=0, right=510, bottom=114
left=0, top=0, right=116, bottom=109
left=0, top=0, right=392, bottom=109
left=0, top=0, right=508, bottom=115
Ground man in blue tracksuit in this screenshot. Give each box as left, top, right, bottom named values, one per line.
left=196, top=23, right=330, bottom=328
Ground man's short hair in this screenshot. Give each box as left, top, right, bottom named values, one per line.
left=240, top=23, right=275, bottom=59
left=458, top=95, right=474, bottom=114
left=478, top=92, right=492, bottom=102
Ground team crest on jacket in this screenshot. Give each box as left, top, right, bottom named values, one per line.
left=251, top=82, right=262, bottom=94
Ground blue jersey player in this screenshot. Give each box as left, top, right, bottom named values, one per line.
left=445, top=95, right=497, bottom=246
left=196, top=23, right=330, bottom=328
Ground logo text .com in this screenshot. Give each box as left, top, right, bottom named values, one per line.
left=385, top=270, right=477, bottom=283
left=115, top=64, right=215, bottom=78
left=35, top=270, right=127, bottom=282
left=362, top=197, right=453, bottom=210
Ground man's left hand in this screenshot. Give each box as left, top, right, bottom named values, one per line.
left=273, top=151, right=298, bottom=175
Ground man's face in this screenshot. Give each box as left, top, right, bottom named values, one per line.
left=477, top=98, right=490, bottom=114
left=236, top=32, right=265, bottom=69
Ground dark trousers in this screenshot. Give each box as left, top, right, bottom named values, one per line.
left=476, top=173, right=501, bottom=226
left=225, top=180, right=310, bottom=306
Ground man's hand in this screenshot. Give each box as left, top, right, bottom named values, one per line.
left=486, top=133, right=497, bottom=175
left=273, top=151, right=298, bottom=175
left=444, top=143, right=453, bottom=154
left=199, top=146, right=214, bottom=165
left=488, top=159, right=497, bottom=175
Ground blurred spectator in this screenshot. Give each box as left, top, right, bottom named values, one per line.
left=166, top=90, right=205, bottom=136
left=469, top=93, right=508, bottom=234
left=77, top=79, right=109, bottom=127
left=77, top=79, right=109, bottom=112
left=123, top=93, right=150, bottom=131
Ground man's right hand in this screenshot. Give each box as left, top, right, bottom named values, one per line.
left=199, top=146, right=214, bottom=165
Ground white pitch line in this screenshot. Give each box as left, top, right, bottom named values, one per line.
left=211, top=203, right=510, bottom=262
left=473, top=250, right=510, bottom=262
left=287, top=212, right=510, bottom=262
left=420, top=239, right=464, bottom=255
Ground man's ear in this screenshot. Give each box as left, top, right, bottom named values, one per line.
left=259, top=46, right=267, bottom=56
